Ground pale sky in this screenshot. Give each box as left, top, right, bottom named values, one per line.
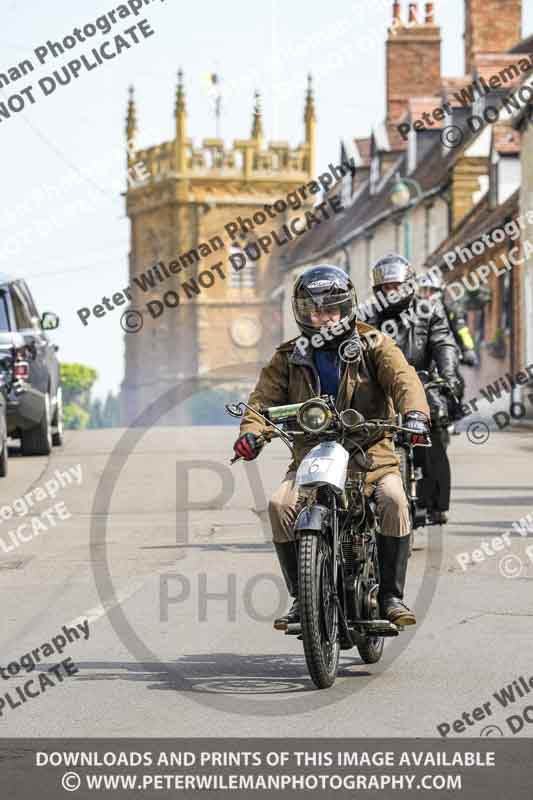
left=1, top=0, right=531, bottom=398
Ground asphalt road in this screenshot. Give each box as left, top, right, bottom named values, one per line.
left=1, top=425, right=533, bottom=737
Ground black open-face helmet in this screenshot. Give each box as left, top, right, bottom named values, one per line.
left=371, top=253, right=416, bottom=313
left=292, top=264, right=358, bottom=341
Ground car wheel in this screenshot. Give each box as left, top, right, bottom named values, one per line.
left=21, top=393, right=52, bottom=456
left=52, top=387, right=64, bottom=447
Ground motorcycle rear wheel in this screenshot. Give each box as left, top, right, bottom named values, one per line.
left=299, top=533, right=340, bottom=689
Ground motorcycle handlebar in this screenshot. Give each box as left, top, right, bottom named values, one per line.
left=229, top=419, right=425, bottom=464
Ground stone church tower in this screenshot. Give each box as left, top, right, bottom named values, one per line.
left=120, top=72, right=316, bottom=425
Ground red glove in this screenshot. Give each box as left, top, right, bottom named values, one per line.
left=233, top=432, right=262, bottom=461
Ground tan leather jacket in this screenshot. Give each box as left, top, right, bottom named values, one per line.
left=239, top=322, right=430, bottom=492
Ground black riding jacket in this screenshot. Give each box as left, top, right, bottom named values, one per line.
left=365, top=297, right=459, bottom=385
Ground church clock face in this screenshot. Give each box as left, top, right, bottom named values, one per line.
left=230, top=316, right=262, bottom=348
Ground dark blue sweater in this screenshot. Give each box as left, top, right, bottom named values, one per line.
left=314, top=349, right=341, bottom=398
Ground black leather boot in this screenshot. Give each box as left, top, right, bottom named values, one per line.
left=429, top=510, right=448, bottom=525
left=273, top=541, right=299, bottom=630
left=376, top=534, right=416, bottom=626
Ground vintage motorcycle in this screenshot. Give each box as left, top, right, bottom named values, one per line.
left=226, top=396, right=417, bottom=690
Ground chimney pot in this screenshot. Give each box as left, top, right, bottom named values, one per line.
left=425, top=2, right=434, bottom=23
left=408, top=2, right=419, bottom=23
left=393, top=1, right=401, bottom=22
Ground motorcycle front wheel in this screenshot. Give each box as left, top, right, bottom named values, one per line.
left=299, top=532, right=340, bottom=689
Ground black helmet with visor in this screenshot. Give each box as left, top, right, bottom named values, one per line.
left=292, top=264, right=358, bottom=342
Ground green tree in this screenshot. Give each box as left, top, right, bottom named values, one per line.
left=61, top=363, right=98, bottom=405
left=64, top=403, right=90, bottom=430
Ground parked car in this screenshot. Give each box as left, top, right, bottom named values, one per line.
left=0, top=274, right=62, bottom=455
left=0, top=351, right=10, bottom=476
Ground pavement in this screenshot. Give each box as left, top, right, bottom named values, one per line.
left=1, top=425, right=532, bottom=737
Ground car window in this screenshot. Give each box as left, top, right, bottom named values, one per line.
left=18, top=281, right=39, bottom=320
left=0, top=292, right=9, bottom=331
left=10, top=285, right=32, bottom=330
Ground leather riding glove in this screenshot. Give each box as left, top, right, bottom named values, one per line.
left=462, top=349, right=478, bottom=367
left=404, top=411, right=430, bottom=446
left=233, top=432, right=262, bottom=461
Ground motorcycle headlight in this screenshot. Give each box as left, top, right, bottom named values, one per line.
left=297, top=399, right=332, bottom=434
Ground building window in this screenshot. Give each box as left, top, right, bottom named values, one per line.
left=229, top=244, right=256, bottom=289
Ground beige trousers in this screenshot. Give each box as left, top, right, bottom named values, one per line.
left=268, top=471, right=410, bottom=543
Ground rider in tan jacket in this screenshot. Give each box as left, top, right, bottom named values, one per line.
left=233, top=264, right=430, bottom=629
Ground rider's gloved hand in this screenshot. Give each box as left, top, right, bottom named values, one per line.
left=447, top=377, right=464, bottom=399
left=404, top=411, right=430, bottom=446
left=462, top=349, right=478, bottom=367
left=233, top=432, right=262, bottom=461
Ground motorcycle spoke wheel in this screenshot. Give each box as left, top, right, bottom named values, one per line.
left=299, top=533, right=340, bottom=689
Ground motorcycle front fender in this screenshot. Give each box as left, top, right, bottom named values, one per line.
left=295, top=503, right=329, bottom=534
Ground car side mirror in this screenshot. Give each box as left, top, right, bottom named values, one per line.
left=41, top=312, right=59, bottom=330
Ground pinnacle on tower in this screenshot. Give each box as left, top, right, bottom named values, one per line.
left=304, top=74, right=316, bottom=177
left=126, top=85, right=137, bottom=160
left=175, top=68, right=186, bottom=116
left=392, top=1, right=401, bottom=23
left=251, top=90, right=263, bottom=140
left=304, top=73, right=316, bottom=126
left=175, top=69, right=187, bottom=172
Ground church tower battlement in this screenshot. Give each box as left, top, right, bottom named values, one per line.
left=127, top=71, right=315, bottom=190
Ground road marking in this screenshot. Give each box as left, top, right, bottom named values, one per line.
left=66, top=578, right=148, bottom=630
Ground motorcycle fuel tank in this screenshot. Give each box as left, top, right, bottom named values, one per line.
left=295, top=441, right=349, bottom=494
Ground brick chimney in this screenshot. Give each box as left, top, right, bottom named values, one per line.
left=464, top=0, right=522, bottom=74
left=386, top=1, right=442, bottom=127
